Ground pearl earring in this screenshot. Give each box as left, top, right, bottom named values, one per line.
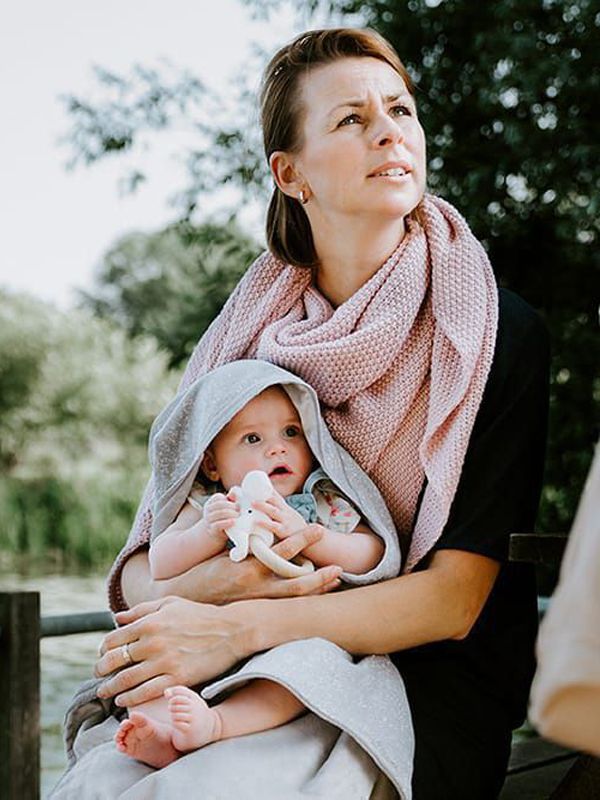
left=298, top=189, right=308, bottom=205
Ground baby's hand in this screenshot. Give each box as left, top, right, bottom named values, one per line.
left=203, top=493, right=239, bottom=541
left=253, top=491, right=307, bottom=540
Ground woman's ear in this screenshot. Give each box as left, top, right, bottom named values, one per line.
left=200, top=450, right=220, bottom=482
left=269, top=151, right=306, bottom=200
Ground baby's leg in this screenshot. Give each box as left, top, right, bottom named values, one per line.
left=114, top=696, right=179, bottom=769
left=167, top=679, right=305, bottom=752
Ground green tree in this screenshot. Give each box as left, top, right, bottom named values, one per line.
left=0, top=290, right=178, bottom=565
left=61, top=0, right=599, bottom=532
left=80, top=220, right=260, bottom=367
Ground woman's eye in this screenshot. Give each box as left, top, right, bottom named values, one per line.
left=244, top=433, right=261, bottom=444
left=391, top=104, right=412, bottom=117
left=338, top=113, right=361, bottom=127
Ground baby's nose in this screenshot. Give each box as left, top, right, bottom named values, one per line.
left=266, top=439, right=286, bottom=455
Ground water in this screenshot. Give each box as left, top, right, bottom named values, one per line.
left=1, top=572, right=109, bottom=798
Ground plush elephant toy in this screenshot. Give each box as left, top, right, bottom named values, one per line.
left=227, top=470, right=314, bottom=578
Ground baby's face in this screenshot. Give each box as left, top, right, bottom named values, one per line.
left=203, top=386, right=314, bottom=496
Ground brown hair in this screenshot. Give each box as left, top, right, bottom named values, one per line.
left=260, top=28, right=421, bottom=268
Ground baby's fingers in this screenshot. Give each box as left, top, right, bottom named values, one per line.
left=271, top=524, right=324, bottom=559
left=252, top=500, right=282, bottom=520
left=257, top=517, right=284, bottom=536
left=205, top=492, right=226, bottom=506
left=206, top=503, right=239, bottom=522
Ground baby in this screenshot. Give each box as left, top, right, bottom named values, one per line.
left=114, top=384, right=384, bottom=768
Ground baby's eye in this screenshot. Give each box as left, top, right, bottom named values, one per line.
left=243, top=433, right=261, bottom=444
left=390, top=104, right=412, bottom=117
left=283, top=426, right=301, bottom=438
left=338, top=113, right=361, bottom=127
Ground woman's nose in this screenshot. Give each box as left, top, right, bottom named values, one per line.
left=371, top=111, right=404, bottom=148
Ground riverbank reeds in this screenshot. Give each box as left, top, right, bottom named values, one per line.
left=0, top=470, right=144, bottom=570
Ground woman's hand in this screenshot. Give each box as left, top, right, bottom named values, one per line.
left=95, top=596, right=246, bottom=707
left=124, top=524, right=342, bottom=608
left=253, top=491, right=307, bottom=540
left=97, top=529, right=343, bottom=707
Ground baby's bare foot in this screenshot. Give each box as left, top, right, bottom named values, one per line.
left=115, top=711, right=179, bottom=768
left=166, top=686, right=222, bottom=751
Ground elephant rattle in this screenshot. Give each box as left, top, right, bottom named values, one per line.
left=227, top=470, right=314, bottom=578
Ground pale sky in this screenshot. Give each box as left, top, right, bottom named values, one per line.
left=0, top=0, right=324, bottom=308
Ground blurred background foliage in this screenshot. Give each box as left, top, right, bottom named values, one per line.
left=0, top=290, right=177, bottom=568
left=2, top=0, right=597, bottom=568
left=79, top=220, right=260, bottom=368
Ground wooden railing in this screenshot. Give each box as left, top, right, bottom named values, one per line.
left=0, top=592, right=113, bottom=799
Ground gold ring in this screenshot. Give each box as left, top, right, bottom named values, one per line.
left=121, top=643, right=134, bottom=667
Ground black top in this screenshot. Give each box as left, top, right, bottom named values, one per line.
left=392, top=289, right=550, bottom=791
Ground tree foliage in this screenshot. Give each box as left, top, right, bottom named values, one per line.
left=61, top=0, right=599, bottom=532
left=79, top=220, right=261, bottom=368
left=0, top=291, right=178, bottom=565
left=0, top=291, right=176, bottom=474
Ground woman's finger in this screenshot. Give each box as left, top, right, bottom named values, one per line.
left=276, top=565, right=343, bottom=597
left=95, top=640, right=141, bottom=678
left=115, top=674, right=175, bottom=708
left=112, top=598, right=167, bottom=628
left=97, top=604, right=169, bottom=664
left=97, top=617, right=154, bottom=664
left=315, top=576, right=343, bottom=595
left=96, top=659, right=156, bottom=699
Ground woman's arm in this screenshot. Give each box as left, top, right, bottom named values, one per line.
left=121, top=525, right=344, bottom=608
left=96, top=546, right=498, bottom=706
left=248, top=548, right=500, bottom=654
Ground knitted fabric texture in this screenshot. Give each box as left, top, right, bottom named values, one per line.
left=108, top=194, right=498, bottom=609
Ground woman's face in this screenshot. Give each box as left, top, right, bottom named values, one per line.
left=289, top=57, right=426, bottom=224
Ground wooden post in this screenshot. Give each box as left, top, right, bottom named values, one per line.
left=0, top=591, right=40, bottom=800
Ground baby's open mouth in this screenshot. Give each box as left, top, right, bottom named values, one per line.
left=269, top=465, right=292, bottom=477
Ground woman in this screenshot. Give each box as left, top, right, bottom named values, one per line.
left=53, top=28, right=549, bottom=799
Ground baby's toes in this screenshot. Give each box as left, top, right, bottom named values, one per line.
left=165, top=685, right=198, bottom=701
left=170, top=712, right=192, bottom=728
left=115, top=719, right=133, bottom=742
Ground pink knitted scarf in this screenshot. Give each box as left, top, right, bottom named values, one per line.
left=109, top=194, right=498, bottom=605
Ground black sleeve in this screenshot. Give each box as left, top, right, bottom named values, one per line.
left=433, top=289, right=550, bottom=562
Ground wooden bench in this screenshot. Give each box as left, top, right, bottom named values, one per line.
left=1, top=532, right=598, bottom=798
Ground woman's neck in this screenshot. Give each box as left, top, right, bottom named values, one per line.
left=311, top=216, right=406, bottom=307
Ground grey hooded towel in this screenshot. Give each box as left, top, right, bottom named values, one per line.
left=51, top=360, right=414, bottom=800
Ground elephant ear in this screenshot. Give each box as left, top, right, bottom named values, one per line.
left=241, top=470, right=274, bottom=502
